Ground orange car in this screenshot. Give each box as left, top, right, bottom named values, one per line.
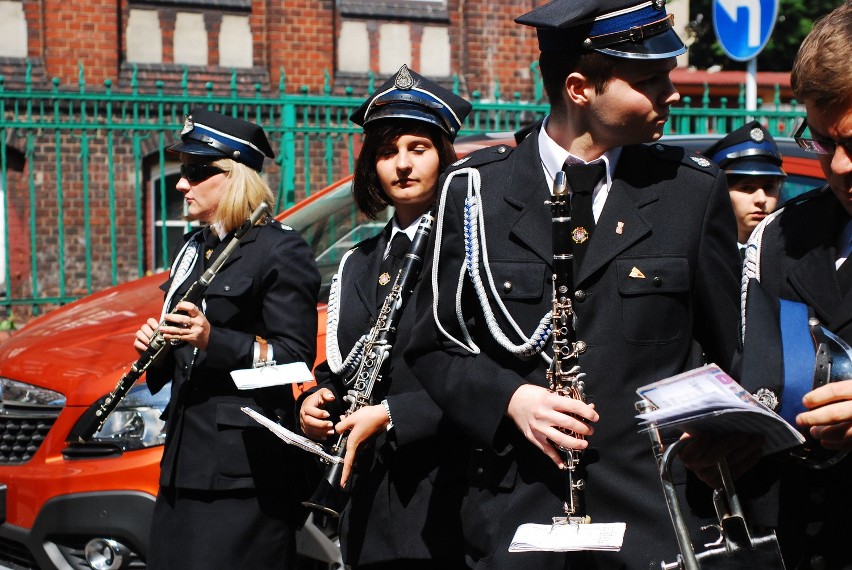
left=0, top=134, right=824, bottom=570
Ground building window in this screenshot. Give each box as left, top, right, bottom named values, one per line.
left=148, top=165, right=197, bottom=270
left=340, top=0, right=448, bottom=21
left=0, top=1, right=27, bottom=59
left=129, top=0, right=251, bottom=8
left=127, top=9, right=163, bottom=64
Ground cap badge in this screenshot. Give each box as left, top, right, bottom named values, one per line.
left=690, top=156, right=711, bottom=167
left=652, top=0, right=665, bottom=10
left=378, top=272, right=392, bottom=286
left=750, top=127, right=765, bottom=142
left=571, top=227, right=590, bottom=244
left=181, top=115, right=195, bottom=136
left=394, top=65, right=415, bottom=90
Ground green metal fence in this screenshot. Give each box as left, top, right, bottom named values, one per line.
left=0, top=63, right=805, bottom=319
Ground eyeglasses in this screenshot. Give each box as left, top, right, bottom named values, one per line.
left=180, top=163, right=225, bottom=183
left=793, top=118, right=852, bottom=156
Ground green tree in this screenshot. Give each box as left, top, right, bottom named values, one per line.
left=685, top=0, right=844, bottom=71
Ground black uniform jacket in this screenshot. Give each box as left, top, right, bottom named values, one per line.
left=407, top=130, right=742, bottom=569
left=312, top=222, right=468, bottom=565
left=147, top=219, right=321, bottom=496
left=751, top=187, right=852, bottom=570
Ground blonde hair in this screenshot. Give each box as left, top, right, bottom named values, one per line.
left=210, top=158, right=275, bottom=233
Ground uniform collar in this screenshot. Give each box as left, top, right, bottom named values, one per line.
left=537, top=116, right=622, bottom=221
left=384, top=216, right=419, bottom=258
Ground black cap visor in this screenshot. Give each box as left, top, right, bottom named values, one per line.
left=595, top=28, right=686, bottom=59
left=724, top=159, right=786, bottom=177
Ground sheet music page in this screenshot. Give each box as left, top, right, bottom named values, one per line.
left=241, top=407, right=343, bottom=464
left=509, top=522, right=626, bottom=552
left=635, top=364, right=805, bottom=455
left=230, top=361, right=314, bottom=389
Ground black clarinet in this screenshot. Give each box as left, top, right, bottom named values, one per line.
left=546, top=171, right=590, bottom=523
left=69, top=203, right=269, bottom=443
left=303, top=210, right=434, bottom=517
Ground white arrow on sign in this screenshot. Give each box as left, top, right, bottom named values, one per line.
left=718, top=0, right=761, bottom=46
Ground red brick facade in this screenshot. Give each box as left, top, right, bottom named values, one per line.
left=6, top=0, right=543, bottom=99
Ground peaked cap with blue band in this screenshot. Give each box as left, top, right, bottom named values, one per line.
left=516, top=0, right=686, bottom=59
left=350, top=65, right=472, bottom=140
left=703, top=120, right=786, bottom=177
left=168, top=108, right=275, bottom=172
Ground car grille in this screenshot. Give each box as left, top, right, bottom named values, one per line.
left=0, top=535, right=38, bottom=569
left=0, top=407, right=61, bottom=465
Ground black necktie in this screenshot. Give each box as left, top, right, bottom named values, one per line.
left=202, top=227, right=221, bottom=266
left=377, top=232, right=411, bottom=306
left=563, top=162, right=605, bottom=274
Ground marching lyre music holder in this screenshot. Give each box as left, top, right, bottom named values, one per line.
left=636, top=399, right=787, bottom=570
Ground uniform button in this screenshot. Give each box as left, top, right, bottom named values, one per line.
left=224, top=285, right=231, bottom=291
left=809, top=555, right=826, bottom=570
left=652, top=276, right=662, bottom=287
left=810, top=487, right=827, bottom=505
left=503, top=281, right=513, bottom=293
left=476, top=466, right=485, bottom=475
left=575, top=290, right=587, bottom=302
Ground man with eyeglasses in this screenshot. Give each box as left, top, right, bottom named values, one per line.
left=741, top=3, right=852, bottom=568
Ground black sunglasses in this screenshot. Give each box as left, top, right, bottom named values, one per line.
left=180, top=163, right=225, bottom=183
left=793, top=117, right=852, bottom=156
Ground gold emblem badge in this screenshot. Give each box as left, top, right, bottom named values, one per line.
left=571, top=227, right=590, bottom=244
left=378, top=272, right=391, bottom=286
left=628, top=267, right=646, bottom=279
left=205, top=248, right=213, bottom=260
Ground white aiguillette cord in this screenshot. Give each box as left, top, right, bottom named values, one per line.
left=432, top=167, right=553, bottom=361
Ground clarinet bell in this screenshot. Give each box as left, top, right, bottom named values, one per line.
left=303, top=479, right=348, bottom=518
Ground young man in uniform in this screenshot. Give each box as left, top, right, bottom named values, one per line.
left=407, top=0, right=744, bottom=568
left=739, top=4, right=852, bottom=567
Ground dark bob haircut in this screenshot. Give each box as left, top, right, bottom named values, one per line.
left=352, top=119, right=457, bottom=220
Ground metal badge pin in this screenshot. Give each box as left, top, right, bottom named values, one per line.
left=571, top=227, right=590, bottom=244
left=616, top=221, right=624, bottom=235
left=378, top=272, right=391, bottom=286
left=628, top=267, right=646, bottom=279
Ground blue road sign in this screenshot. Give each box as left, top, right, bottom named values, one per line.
left=713, top=0, right=779, bottom=61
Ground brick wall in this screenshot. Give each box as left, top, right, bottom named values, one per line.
left=453, top=0, right=540, bottom=101
left=267, top=0, right=335, bottom=93
left=43, top=0, right=120, bottom=85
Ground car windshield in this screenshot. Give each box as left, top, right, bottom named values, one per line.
left=281, top=181, right=392, bottom=303
left=780, top=174, right=821, bottom=204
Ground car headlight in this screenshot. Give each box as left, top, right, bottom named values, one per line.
left=80, top=383, right=170, bottom=450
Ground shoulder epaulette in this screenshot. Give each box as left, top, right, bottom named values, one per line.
left=447, top=144, right=514, bottom=172
left=270, top=219, right=294, bottom=231
left=647, top=142, right=720, bottom=176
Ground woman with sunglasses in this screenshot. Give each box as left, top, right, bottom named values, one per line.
left=299, top=65, right=472, bottom=570
left=133, top=108, right=320, bottom=570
